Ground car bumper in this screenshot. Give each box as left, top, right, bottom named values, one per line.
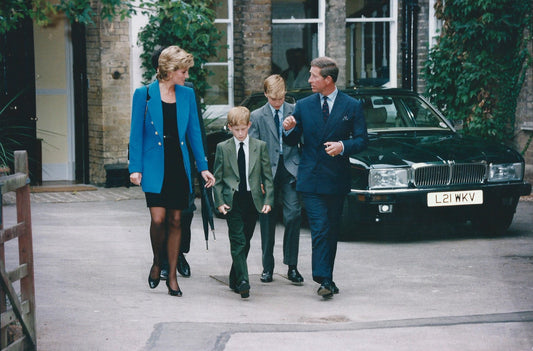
left=347, top=181, right=532, bottom=224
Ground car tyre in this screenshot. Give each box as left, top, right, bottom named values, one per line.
left=472, top=209, right=515, bottom=236
left=339, top=199, right=373, bottom=241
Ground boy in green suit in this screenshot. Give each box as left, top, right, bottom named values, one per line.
left=213, top=106, right=274, bottom=298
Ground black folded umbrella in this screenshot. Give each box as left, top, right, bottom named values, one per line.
left=199, top=176, right=216, bottom=249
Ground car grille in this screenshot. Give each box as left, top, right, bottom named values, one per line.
left=413, top=163, right=487, bottom=187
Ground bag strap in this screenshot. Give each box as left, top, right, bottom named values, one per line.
left=144, top=85, right=150, bottom=122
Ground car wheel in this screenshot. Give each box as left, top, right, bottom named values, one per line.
left=339, top=199, right=373, bottom=241
left=472, top=209, right=515, bottom=236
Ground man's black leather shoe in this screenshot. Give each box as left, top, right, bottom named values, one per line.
left=287, top=268, right=304, bottom=284
left=177, top=253, right=191, bottom=277
left=260, top=271, right=273, bottom=283
left=331, top=281, right=339, bottom=294
left=317, top=280, right=334, bottom=299
left=237, top=280, right=250, bottom=298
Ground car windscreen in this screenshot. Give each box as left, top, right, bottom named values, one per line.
left=356, top=94, right=452, bottom=131
left=241, top=91, right=453, bottom=132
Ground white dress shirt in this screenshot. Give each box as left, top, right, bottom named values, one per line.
left=234, top=135, right=250, bottom=191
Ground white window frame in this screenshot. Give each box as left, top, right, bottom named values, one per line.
left=204, top=0, right=234, bottom=118
left=345, top=0, right=398, bottom=88
left=428, top=0, right=443, bottom=48
left=271, top=0, right=326, bottom=58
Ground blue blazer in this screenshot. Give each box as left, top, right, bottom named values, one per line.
left=284, top=91, right=368, bottom=195
left=129, top=80, right=208, bottom=194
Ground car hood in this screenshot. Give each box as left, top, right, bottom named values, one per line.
left=352, top=132, right=524, bottom=168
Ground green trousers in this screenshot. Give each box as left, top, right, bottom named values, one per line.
left=226, top=191, right=258, bottom=287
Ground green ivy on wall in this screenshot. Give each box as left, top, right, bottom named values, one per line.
left=424, top=0, right=532, bottom=143
left=0, top=0, right=134, bottom=34
left=137, top=0, right=223, bottom=106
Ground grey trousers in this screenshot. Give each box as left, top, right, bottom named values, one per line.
left=259, top=159, right=301, bottom=273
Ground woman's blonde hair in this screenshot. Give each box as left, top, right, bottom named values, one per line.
left=156, top=46, right=194, bottom=81
left=263, top=74, right=286, bottom=99
left=227, top=106, right=250, bottom=126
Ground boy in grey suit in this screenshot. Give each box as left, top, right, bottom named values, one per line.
left=213, top=106, right=274, bottom=298
left=249, top=75, right=304, bottom=285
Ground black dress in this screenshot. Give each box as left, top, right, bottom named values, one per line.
left=145, top=101, right=189, bottom=209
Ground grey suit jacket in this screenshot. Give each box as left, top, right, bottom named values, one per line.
left=249, top=102, right=299, bottom=178
left=213, top=137, right=274, bottom=213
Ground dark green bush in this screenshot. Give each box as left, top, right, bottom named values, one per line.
left=424, top=0, right=532, bottom=142
left=137, top=0, right=223, bottom=105
left=0, top=0, right=134, bottom=34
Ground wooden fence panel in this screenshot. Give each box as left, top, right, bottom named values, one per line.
left=0, top=151, right=36, bottom=350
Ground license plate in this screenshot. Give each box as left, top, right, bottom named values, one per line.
left=427, top=190, right=483, bottom=207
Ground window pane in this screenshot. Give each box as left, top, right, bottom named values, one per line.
left=208, top=23, right=228, bottom=62
left=211, top=0, right=228, bottom=19
left=272, top=0, right=318, bottom=20
left=345, top=22, right=390, bottom=87
left=347, top=0, right=390, bottom=18
left=272, top=23, right=317, bottom=89
left=205, top=65, right=229, bottom=105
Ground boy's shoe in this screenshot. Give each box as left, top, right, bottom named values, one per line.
left=237, top=280, right=250, bottom=298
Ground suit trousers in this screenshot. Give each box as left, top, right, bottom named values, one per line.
left=259, top=157, right=301, bottom=272
left=179, top=193, right=196, bottom=253
left=227, top=191, right=258, bottom=287
left=301, top=192, right=344, bottom=284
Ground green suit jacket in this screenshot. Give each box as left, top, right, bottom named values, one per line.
left=213, top=137, right=274, bottom=213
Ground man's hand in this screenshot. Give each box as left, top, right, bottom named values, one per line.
left=129, top=172, right=142, bottom=186
left=283, top=116, right=297, bottom=131
left=261, top=204, right=272, bottom=214
left=324, top=141, right=342, bottom=157
left=201, top=170, right=215, bottom=188
left=218, top=204, right=230, bottom=215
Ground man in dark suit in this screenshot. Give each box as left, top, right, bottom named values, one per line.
left=249, top=74, right=304, bottom=284
left=283, top=56, right=368, bottom=299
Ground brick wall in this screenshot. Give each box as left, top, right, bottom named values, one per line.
left=416, top=1, right=429, bottom=94
left=86, top=5, right=131, bottom=184
left=396, top=1, right=403, bottom=88
left=234, top=0, right=272, bottom=103
left=325, top=0, right=346, bottom=88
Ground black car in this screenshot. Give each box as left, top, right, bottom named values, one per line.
left=207, top=88, right=531, bottom=238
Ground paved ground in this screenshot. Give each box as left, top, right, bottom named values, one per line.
left=1, top=186, right=532, bottom=350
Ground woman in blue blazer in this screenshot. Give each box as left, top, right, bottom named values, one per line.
left=129, top=46, right=215, bottom=297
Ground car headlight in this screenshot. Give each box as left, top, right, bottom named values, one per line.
left=488, top=163, right=523, bottom=182
left=369, top=168, right=409, bottom=189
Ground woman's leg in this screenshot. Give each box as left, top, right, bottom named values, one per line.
left=149, top=207, right=167, bottom=280
left=166, top=209, right=182, bottom=291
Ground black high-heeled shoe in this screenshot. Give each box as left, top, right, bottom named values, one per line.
left=165, top=279, right=183, bottom=297
left=148, top=265, right=160, bottom=289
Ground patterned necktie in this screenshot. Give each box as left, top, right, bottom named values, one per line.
left=238, top=142, right=246, bottom=192
left=322, top=96, right=329, bottom=122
